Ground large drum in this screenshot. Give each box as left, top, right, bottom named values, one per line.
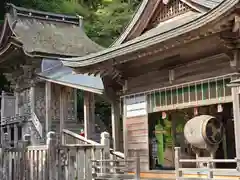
left=184, top=115, right=223, bottom=149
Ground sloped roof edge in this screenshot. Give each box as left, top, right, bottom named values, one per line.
left=112, top=0, right=149, bottom=46
left=0, top=4, right=103, bottom=59
left=112, top=0, right=220, bottom=47
left=38, top=63, right=104, bottom=94
left=62, top=0, right=237, bottom=68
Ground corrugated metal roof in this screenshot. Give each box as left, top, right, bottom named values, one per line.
left=41, top=59, right=62, bottom=72
left=38, top=59, right=104, bottom=94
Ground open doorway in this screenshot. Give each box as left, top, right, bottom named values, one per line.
left=148, top=103, right=236, bottom=170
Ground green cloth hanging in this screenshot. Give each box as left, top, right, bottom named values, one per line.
left=164, top=116, right=172, bottom=148
left=155, top=122, right=164, bottom=165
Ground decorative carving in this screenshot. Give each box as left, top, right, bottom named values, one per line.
left=152, top=0, right=190, bottom=26
left=1, top=116, right=26, bottom=126
left=52, top=84, right=60, bottom=121
left=35, top=84, right=46, bottom=120
left=66, top=88, right=76, bottom=121
left=27, top=122, right=42, bottom=141
left=21, top=65, right=35, bottom=79
left=19, top=89, right=31, bottom=115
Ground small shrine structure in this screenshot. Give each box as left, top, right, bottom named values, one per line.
left=0, top=4, right=104, bottom=146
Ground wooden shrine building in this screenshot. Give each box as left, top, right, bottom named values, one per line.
left=62, top=0, right=240, bottom=176
left=0, top=4, right=104, bottom=146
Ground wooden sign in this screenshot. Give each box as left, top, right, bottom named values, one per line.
left=126, top=95, right=147, bottom=118
left=194, top=107, right=198, bottom=116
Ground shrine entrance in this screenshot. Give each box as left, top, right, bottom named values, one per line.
left=148, top=103, right=236, bottom=170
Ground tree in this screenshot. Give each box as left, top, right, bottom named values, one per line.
left=1, top=0, right=140, bottom=47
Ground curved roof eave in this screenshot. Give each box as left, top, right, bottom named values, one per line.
left=110, top=0, right=220, bottom=47
left=0, top=17, right=9, bottom=46
left=0, top=4, right=104, bottom=59
left=62, top=0, right=238, bottom=68
left=0, top=35, right=81, bottom=62
left=112, top=0, right=149, bottom=46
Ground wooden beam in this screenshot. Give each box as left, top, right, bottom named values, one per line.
left=30, top=80, right=35, bottom=116
left=111, top=100, right=121, bottom=151
left=60, top=86, right=67, bottom=144
left=123, top=54, right=181, bottom=78
left=45, top=81, right=52, bottom=134
left=14, top=83, right=20, bottom=115
left=83, top=91, right=95, bottom=139
left=231, top=80, right=240, bottom=169
left=74, top=89, right=78, bottom=121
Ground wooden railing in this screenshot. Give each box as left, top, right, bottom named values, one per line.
left=0, top=131, right=140, bottom=180
left=62, top=129, right=125, bottom=159
left=175, top=147, right=239, bottom=180
left=31, top=112, right=43, bottom=138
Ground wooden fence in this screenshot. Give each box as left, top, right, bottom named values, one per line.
left=175, top=147, right=239, bottom=180
left=0, top=131, right=140, bottom=180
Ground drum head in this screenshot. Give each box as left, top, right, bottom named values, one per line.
left=205, top=118, right=223, bottom=145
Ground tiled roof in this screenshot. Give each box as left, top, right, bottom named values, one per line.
left=0, top=4, right=103, bottom=58
left=62, top=0, right=236, bottom=68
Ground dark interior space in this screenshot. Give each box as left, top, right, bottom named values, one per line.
left=148, top=103, right=236, bottom=170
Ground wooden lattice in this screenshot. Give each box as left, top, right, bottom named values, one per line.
left=157, top=0, right=190, bottom=23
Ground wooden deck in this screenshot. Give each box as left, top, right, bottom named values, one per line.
left=129, top=170, right=240, bottom=179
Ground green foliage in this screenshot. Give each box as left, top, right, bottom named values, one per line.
left=1, top=0, right=140, bottom=46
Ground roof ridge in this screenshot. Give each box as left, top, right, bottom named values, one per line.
left=6, top=3, right=82, bottom=25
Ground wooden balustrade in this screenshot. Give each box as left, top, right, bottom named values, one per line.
left=0, top=131, right=140, bottom=180
left=174, top=147, right=239, bottom=180
left=62, top=129, right=125, bottom=160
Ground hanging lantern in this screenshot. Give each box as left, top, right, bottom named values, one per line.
left=217, top=104, right=223, bottom=113
left=162, top=0, right=170, bottom=4
left=162, top=111, right=167, bottom=119
left=194, top=107, right=198, bottom=116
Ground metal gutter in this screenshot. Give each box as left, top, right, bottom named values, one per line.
left=62, top=0, right=239, bottom=68
left=38, top=76, right=104, bottom=95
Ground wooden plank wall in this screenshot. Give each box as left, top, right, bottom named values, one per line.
left=127, top=54, right=235, bottom=94
left=124, top=95, right=149, bottom=171
left=126, top=115, right=149, bottom=171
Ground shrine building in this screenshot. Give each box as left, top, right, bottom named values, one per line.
left=62, top=0, right=240, bottom=175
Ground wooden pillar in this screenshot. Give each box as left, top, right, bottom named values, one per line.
left=83, top=91, right=95, bottom=139
left=90, top=93, right=95, bottom=137
left=60, top=86, right=67, bottom=144
left=45, top=82, right=52, bottom=134
left=14, top=124, right=18, bottom=147
left=74, top=89, right=78, bottom=121
left=231, top=85, right=240, bottom=168
left=15, top=83, right=20, bottom=116
left=123, top=97, right=128, bottom=156
left=1, top=91, right=5, bottom=145
left=14, top=86, right=21, bottom=145
left=30, top=80, right=36, bottom=116
left=111, top=100, right=121, bottom=151
left=7, top=125, right=11, bottom=147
